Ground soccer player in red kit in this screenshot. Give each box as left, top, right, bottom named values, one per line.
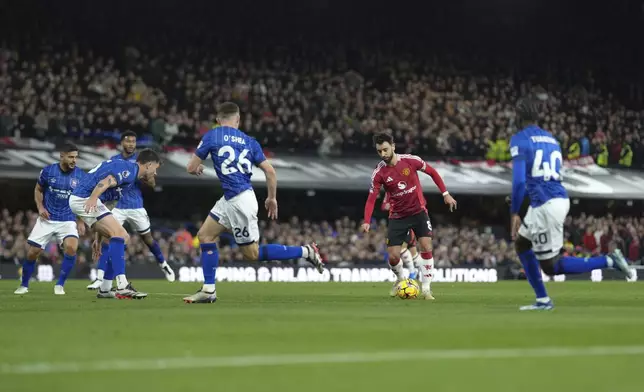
left=382, top=192, right=420, bottom=281
left=362, top=132, right=457, bottom=299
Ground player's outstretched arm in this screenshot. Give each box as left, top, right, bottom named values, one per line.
left=421, top=164, right=457, bottom=211
left=362, top=168, right=382, bottom=232
left=186, top=154, right=205, bottom=176
left=258, top=160, right=278, bottom=219
left=34, top=182, right=49, bottom=220
left=405, top=155, right=457, bottom=211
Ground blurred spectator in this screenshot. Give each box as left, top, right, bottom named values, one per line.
left=2, top=36, right=644, bottom=166
left=1, top=209, right=641, bottom=269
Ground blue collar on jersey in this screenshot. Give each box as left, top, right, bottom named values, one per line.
left=58, top=163, right=73, bottom=174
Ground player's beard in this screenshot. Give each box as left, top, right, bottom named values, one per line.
left=382, top=154, right=393, bottom=164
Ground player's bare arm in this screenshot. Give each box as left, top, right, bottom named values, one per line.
left=186, top=154, right=205, bottom=176
left=85, top=175, right=117, bottom=213
left=34, top=182, right=49, bottom=220
left=258, top=160, right=278, bottom=219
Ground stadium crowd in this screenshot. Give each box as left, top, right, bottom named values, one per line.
left=1, top=31, right=643, bottom=168
left=0, top=209, right=641, bottom=271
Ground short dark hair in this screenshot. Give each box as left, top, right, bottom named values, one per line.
left=216, top=102, right=240, bottom=119
left=373, top=132, right=394, bottom=146
left=121, top=131, right=137, bottom=141
left=136, top=148, right=161, bottom=164
left=516, top=97, right=541, bottom=123
left=60, top=142, right=79, bottom=153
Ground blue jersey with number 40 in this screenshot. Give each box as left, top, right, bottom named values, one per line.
left=195, top=126, right=267, bottom=200
left=510, top=125, right=568, bottom=208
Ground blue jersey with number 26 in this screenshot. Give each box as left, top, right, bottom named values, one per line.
left=510, top=125, right=568, bottom=209
left=195, top=126, right=267, bottom=200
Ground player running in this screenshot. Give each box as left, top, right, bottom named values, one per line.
left=69, top=149, right=161, bottom=299
left=14, top=143, right=87, bottom=295
left=362, top=132, right=457, bottom=300
left=87, top=131, right=175, bottom=290
left=182, top=102, right=324, bottom=304
left=382, top=193, right=420, bottom=281
left=510, top=97, right=635, bottom=311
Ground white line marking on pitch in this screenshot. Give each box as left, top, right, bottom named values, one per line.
left=2, top=345, right=644, bottom=374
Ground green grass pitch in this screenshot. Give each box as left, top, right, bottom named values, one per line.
left=1, top=281, right=643, bottom=392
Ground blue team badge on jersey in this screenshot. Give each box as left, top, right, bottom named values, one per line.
left=117, top=170, right=131, bottom=182
left=50, top=177, right=57, bottom=183
left=70, top=178, right=78, bottom=189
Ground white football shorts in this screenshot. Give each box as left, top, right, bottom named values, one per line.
left=518, top=197, right=570, bottom=260
left=68, top=195, right=112, bottom=227
left=112, top=208, right=151, bottom=235
left=27, top=217, right=78, bottom=249
left=209, top=189, right=260, bottom=245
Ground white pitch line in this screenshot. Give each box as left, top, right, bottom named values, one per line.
left=2, top=345, right=644, bottom=375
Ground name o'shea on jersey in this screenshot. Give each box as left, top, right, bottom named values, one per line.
left=73, top=160, right=140, bottom=202
left=510, top=125, right=568, bottom=215
left=194, top=126, right=267, bottom=200
left=363, top=155, right=448, bottom=224
left=38, top=164, right=87, bottom=221
left=111, top=152, right=144, bottom=209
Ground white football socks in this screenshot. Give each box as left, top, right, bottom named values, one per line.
left=97, top=269, right=105, bottom=281
left=115, top=275, right=129, bottom=290
left=301, top=246, right=310, bottom=259
left=417, top=255, right=434, bottom=293
left=390, top=259, right=404, bottom=281
left=100, top=279, right=113, bottom=292
left=412, top=253, right=421, bottom=269
left=401, top=249, right=418, bottom=278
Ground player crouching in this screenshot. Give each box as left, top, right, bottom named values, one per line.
left=69, top=149, right=161, bottom=299
left=87, top=131, right=174, bottom=290
left=362, top=132, right=457, bottom=300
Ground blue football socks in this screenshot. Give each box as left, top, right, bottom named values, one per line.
left=258, top=244, right=303, bottom=261
left=20, top=259, right=37, bottom=288
left=56, top=253, right=76, bottom=286
left=554, top=255, right=609, bottom=274
left=518, top=249, right=549, bottom=299
left=200, top=243, right=219, bottom=289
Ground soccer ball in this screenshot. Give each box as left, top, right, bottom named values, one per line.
left=395, top=279, right=420, bottom=299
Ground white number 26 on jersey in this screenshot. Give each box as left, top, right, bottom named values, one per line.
left=531, top=149, right=563, bottom=182
left=218, top=146, right=252, bottom=175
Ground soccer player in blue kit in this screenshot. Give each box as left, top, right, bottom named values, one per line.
left=69, top=149, right=161, bottom=299
left=14, top=143, right=87, bottom=296
left=510, top=97, right=635, bottom=311
left=86, top=131, right=175, bottom=290
left=183, top=102, right=324, bottom=303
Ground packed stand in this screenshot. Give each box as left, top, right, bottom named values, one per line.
left=1, top=38, right=644, bottom=168
left=2, top=208, right=640, bottom=273
left=0, top=208, right=518, bottom=268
